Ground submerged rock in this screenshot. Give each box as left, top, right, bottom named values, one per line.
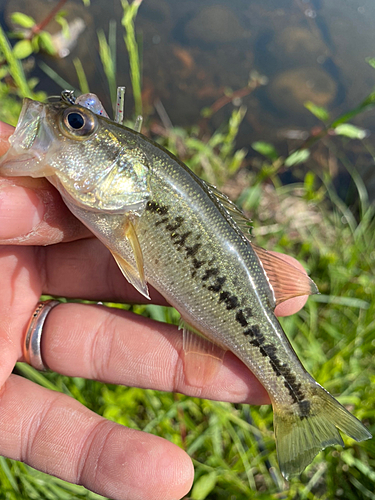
left=268, top=67, right=336, bottom=115
left=268, top=26, right=328, bottom=67
left=185, top=5, right=251, bottom=44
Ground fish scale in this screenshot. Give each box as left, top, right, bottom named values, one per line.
left=0, top=95, right=371, bottom=480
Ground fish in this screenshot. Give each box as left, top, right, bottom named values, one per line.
left=0, top=94, right=371, bottom=479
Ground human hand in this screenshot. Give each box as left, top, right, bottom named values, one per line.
left=0, top=121, right=309, bottom=500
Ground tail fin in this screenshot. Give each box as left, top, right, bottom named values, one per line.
left=274, top=384, right=371, bottom=480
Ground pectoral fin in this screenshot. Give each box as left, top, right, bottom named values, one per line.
left=111, top=218, right=150, bottom=299
left=252, top=244, right=319, bottom=306
left=179, top=319, right=226, bottom=387
left=111, top=251, right=150, bottom=299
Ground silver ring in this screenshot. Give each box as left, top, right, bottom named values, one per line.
left=23, top=300, right=60, bottom=371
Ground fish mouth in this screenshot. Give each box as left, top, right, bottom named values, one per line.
left=0, top=98, right=54, bottom=178
left=0, top=150, right=42, bottom=177
left=11, top=98, right=45, bottom=148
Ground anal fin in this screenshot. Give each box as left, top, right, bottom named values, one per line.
left=179, top=319, right=226, bottom=387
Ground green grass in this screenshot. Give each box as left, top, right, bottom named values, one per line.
left=0, top=1, right=375, bottom=498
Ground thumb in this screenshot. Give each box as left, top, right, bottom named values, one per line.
left=0, top=121, right=14, bottom=155
left=0, top=121, right=92, bottom=244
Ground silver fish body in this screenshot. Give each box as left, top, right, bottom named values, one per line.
left=65, top=138, right=311, bottom=403
left=0, top=97, right=371, bottom=479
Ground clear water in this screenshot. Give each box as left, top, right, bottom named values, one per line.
left=2, top=0, right=375, bottom=187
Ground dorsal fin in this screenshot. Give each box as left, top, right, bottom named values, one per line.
left=251, top=244, right=319, bottom=306
left=200, top=181, right=318, bottom=306
left=201, top=180, right=252, bottom=235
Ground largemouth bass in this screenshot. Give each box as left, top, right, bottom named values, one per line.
left=0, top=95, right=371, bottom=479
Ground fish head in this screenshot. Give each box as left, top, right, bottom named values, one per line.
left=0, top=98, right=151, bottom=214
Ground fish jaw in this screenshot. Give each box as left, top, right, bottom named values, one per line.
left=0, top=98, right=56, bottom=178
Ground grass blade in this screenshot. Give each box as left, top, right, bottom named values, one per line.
left=0, top=24, right=32, bottom=98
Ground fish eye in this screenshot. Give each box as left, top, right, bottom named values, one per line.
left=60, top=107, right=97, bottom=139
left=67, top=112, right=84, bottom=129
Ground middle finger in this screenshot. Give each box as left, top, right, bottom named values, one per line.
left=40, top=302, right=270, bottom=405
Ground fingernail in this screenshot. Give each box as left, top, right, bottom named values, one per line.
left=0, top=184, right=45, bottom=239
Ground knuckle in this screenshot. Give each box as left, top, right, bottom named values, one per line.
left=22, top=393, right=63, bottom=466
left=75, top=419, right=116, bottom=486
left=90, top=311, right=117, bottom=381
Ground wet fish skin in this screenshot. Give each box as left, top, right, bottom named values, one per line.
left=0, top=97, right=371, bottom=479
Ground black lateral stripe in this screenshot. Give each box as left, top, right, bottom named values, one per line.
left=235, top=310, right=248, bottom=327
left=186, top=243, right=201, bottom=257
left=202, top=268, right=219, bottom=281
left=208, top=276, right=226, bottom=292
left=146, top=201, right=169, bottom=215
left=245, top=323, right=307, bottom=407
